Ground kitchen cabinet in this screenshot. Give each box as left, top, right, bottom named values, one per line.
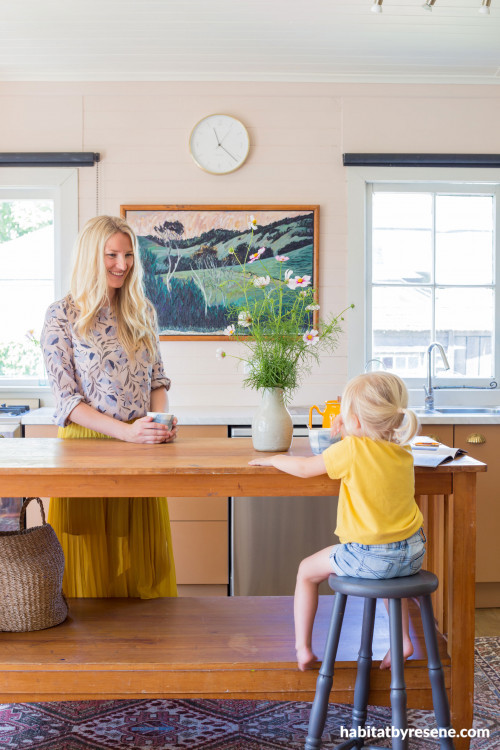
left=454, top=424, right=499, bottom=607
left=168, top=425, right=228, bottom=596
left=23, top=423, right=229, bottom=597
left=420, top=422, right=499, bottom=607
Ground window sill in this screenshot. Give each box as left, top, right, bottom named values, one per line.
left=0, top=384, right=51, bottom=397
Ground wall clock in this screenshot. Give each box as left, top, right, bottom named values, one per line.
left=189, top=114, right=250, bottom=175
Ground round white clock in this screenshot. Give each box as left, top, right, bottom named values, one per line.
left=189, top=114, right=250, bottom=175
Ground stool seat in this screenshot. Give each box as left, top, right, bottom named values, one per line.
left=328, top=570, right=438, bottom=599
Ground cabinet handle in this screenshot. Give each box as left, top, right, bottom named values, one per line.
left=466, top=433, right=486, bottom=445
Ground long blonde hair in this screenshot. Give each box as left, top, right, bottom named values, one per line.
left=70, top=215, right=158, bottom=359
left=341, top=372, right=419, bottom=445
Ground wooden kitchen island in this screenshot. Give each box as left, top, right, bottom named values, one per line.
left=0, top=437, right=485, bottom=750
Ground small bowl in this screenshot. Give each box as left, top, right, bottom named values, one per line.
left=308, top=427, right=340, bottom=455
left=147, top=412, right=175, bottom=430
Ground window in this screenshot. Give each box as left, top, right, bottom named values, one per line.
left=347, top=167, right=500, bottom=391
left=0, top=199, right=55, bottom=380
left=0, top=168, right=78, bottom=388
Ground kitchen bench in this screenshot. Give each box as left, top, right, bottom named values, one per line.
left=0, top=437, right=486, bottom=750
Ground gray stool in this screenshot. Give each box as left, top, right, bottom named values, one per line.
left=305, top=570, right=454, bottom=750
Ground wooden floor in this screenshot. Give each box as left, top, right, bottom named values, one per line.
left=0, top=595, right=449, bottom=706
left=475, top=608, right=500, bottom=636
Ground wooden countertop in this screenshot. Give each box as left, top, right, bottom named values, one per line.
left=0, top=437, right=486, bottom=498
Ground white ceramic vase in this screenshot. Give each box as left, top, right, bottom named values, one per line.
left=251, top=387, right=293, bottom=452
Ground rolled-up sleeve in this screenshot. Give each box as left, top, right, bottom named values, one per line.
left=41, top=303, right=84, bottom=427
left=151, top=331, right=171, bottom=391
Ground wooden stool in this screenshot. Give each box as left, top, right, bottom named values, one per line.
left=305, top=570, right=454, bottom=750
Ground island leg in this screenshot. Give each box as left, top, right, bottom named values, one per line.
left=449, top=472, right=476, bottom=750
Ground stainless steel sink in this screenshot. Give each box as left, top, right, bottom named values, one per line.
left=436, top=407, right=500, bottom=414
left=415, top=407, right=500, bottom=415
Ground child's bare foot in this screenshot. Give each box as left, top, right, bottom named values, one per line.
left=379, top=638, right=414, bottom=670
left=296, top=645, right=318, bottom=671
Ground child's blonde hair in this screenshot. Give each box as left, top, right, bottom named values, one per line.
left=341, top=372, right=419, bottom=445
left=70, top=215, right=158, bottom=359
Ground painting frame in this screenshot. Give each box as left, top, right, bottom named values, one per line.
left=120, top=204, right=319, bottom=341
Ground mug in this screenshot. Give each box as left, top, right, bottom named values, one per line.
left=147, top=412, right=175, bottom=431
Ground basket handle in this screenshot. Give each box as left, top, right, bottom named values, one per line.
left=19, top=497, right=46, bottom=531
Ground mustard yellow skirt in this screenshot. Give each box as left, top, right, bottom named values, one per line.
left=49, top=423, right=177, bottom=599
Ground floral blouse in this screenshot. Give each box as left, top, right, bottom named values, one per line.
left=41, top=295, right=170, bottom=428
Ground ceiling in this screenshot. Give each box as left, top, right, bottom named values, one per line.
left=1, top=0, right=500, bottom=84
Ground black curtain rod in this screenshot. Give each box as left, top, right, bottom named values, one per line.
left=343, top=153, right=500, bottom=168
left=0, top=152, right=100, bottom=167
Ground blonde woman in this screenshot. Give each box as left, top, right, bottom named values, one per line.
left=41, top=215, right=177, bottom=598
left=250, top=372, right=423, bottom=671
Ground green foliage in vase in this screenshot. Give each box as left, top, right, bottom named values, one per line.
left=216, top=216, right=353, bottom=398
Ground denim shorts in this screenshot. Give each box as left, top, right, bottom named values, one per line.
left=329, top=528, right=426, bottom=580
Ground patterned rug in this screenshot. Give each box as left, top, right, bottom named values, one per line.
left=0, top=637, right=498, bottom=749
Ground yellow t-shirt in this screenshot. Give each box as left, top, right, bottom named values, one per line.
left=322, top=435, right=423, bottom=545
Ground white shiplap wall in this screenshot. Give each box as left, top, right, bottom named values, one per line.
left=2, top=80, right=500, bottom=408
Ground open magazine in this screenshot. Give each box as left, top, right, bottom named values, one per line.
left=410, top=437, right=467, bottom=468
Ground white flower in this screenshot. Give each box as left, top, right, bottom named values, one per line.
left=299, top=290, right=308, bottom=298
left=306, top=304, right=320, bottom=311
left=248, top=215, right=258, bottom=229
left=223, top=325, right=235, bottom=336
left=238, top=310, right=253, bottom=328
left=216, top=348, right=227, bottom=359
left=253, top=275, right=270, bottom=287
left=275, top=255, right=289, bottom=262
left=284, top=269, right=293, bottom=281
left=303, top=329, right=319, bottom=346
left=288, top=274, right=311, bottom=290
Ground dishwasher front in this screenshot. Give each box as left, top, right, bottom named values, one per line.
left=229, top=425, right=339, bottom=596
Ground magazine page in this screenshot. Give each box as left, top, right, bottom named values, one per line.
left=410, top=437, right=467, bottom=468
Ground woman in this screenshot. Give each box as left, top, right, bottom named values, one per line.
left=41, top=215, right=177, bottom=599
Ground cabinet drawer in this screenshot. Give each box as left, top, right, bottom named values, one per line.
left=24, top=425, right=58, bottom=438
left=454, top=424, right=497, bottom=583
left=418, top=423, right=453, bottom=446
left=168, top=497, right=227, bottom=521
left=176, top=425, right=227, bottom=438
left=170, top=521, right=228, bottom=584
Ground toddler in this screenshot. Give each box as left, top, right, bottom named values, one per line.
left=249, top=372, right=424, bottom=671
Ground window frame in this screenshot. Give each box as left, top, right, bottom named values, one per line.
left=347, top=166, right=500, bottom=403
left=0, top=168, right=78, bottom=392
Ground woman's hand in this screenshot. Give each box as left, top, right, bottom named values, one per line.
left=123, top=416, right=173, bottom=444
left=163, top=416, right=178, bottom=443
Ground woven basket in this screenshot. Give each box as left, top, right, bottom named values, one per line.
left=0, top=497, right=68, bottom=632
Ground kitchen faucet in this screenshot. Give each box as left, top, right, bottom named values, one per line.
left=424, top=342, right=450, bottom=412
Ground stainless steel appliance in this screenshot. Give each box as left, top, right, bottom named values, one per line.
left=230, top=425, right=339, bottom=596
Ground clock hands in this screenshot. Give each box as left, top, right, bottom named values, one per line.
left=219, top=143, right=238, bottom=162
left=218, top=124, right=234, bottom=145
left=212, top=126, right=237, bottom=161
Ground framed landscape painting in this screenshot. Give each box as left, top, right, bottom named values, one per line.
left=121, top=205, right=319, bottom=340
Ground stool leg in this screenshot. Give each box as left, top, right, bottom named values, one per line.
left=419, top=595, right=455, bottom=750
left=388, top=598, right=408, bottom=750
left=351, top=597, right=376, bottom=738
left=305, top=592, right=347, bottom=750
